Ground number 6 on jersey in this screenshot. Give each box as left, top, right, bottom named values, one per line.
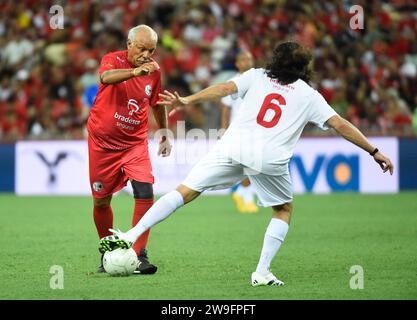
left=256, top=93, right=286, bottom=128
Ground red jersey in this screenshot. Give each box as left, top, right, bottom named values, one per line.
left=87, top=50, right=161, bottom=150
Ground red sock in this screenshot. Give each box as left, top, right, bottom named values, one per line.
left=93, top=204, right=113, bottom=239
left=132, top=198, right=154, bottom=255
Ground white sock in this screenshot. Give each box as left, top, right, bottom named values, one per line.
left=125, top=190, right=184, bottom=243
left=255, top=218, right=289, bottom=275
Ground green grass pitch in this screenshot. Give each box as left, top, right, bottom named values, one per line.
left=0, top=193, right=416, bottom=300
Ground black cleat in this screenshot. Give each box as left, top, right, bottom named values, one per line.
left=133, top=248, right=158, bottom=275
left=97, top=252, right=106, bottom=273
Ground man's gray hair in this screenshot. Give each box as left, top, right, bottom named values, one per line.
left=128, top=25, right=158, bottom=43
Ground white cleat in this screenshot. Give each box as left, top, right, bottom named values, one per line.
left=251, top=271, right=284, bottom=287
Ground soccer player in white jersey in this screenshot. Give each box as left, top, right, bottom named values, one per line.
left=100, top=42, right=394, bottom=286
left=220, top=49, right=258, bottom=213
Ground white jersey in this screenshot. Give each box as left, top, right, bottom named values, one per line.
left=221, top=74, right=242, bottom=123
left=216, top=68, right=337, bottom=175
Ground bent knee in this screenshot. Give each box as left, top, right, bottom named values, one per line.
left=94, top=195, right=112, bottom=207
left=131, top=180, right=154, bottom=199
left=272, top=202, right=293, bottom=213
left=176, top=184, right=200, bottom=204
left=272, top=202, right=293, bottom=223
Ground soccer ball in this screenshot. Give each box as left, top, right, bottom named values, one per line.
left=103, top=248, right=139, bottom=276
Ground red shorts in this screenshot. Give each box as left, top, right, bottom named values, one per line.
left=88, top=136, right=154, bottom=198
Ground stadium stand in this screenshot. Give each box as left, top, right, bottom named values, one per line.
left=0, top=0, right=416, bottom=142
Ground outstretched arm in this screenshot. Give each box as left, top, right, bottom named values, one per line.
left=156, top=81, right=238, bottom=109
left=326, top=115, right=394, bottom=175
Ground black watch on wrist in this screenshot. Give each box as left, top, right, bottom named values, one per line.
left=370, top=148, right=379, bottom=156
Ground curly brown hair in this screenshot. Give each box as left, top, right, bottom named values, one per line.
left=265, top=41, right=313, bottom=85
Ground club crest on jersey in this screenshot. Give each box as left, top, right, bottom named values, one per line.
left=127, top=99, right=140, bottom=115
left=93, top=181, right=103, bottom=192
left=145, top=85, right=152, bottom=96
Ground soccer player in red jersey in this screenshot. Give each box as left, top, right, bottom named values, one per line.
left=87, top=25, right=171, bottom=274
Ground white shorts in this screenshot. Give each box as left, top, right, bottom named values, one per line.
left=182, top=149, right=293, bottom=207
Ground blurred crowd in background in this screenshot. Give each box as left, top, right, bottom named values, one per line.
left=1, top=0, right=417, bottom=142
